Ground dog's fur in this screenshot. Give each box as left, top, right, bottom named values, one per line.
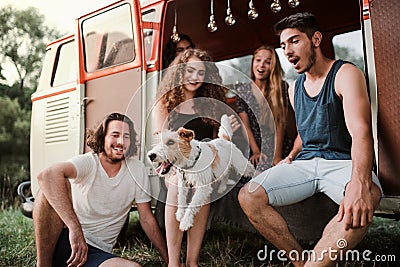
left=148, top=114, right=255, bottom=231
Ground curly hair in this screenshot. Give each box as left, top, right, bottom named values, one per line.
left=157, top=48, right=227, bottom=127
left=86, top=112, right=138, bottom=158
left=251, top=45, right=287, bottom=126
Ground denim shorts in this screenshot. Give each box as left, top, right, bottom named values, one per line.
left=52, top=228, right=116, bottom=267
left=250, top=158, right=383, bottom=206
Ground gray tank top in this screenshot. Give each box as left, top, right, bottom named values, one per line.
left=294, top=60, right=352, bottom=160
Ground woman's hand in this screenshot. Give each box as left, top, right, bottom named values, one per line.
left=249, top=152, right=268, bottom=166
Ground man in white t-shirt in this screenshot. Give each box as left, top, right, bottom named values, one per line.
left=33, top=113, right=168, bottom=267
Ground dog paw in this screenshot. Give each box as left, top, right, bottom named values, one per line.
left=176, top=208, right=185, bottom=221
left=179, top=216, right=194, bottom=231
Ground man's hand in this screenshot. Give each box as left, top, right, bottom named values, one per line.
left=67, top=228, right=88, bottom=267
left=337, top=180, right=374, bottom=231
left=277, top=155, right=294, bottom=165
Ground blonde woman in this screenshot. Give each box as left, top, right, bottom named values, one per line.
left=236, top=45, right=296, bottom=171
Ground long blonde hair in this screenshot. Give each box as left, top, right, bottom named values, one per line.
left=251, top=45, right=287, bottom=125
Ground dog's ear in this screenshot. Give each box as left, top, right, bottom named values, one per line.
left=177, top=127, right=195, bottom=141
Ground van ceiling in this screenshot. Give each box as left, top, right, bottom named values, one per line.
left=162, top=0, right=362, bottom=61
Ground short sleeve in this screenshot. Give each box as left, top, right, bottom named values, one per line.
left=68, top=153, right=96, bottom=183
left=130, top=161, right=152, bottom=203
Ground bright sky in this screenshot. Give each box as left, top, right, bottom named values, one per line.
left=0, top=0, right=117, bottom=33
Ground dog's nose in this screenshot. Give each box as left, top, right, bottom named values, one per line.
left=148, top=153, right=156, bottom=161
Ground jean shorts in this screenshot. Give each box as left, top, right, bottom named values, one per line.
left=250, top=158, right=383, bottom=206
left=52, top=228, right=116, bottom=267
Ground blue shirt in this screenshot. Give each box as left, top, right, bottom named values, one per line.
left=294, top=60, right=352, bottom=160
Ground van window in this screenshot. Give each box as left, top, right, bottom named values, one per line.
left=52, top=41, right=76, bottom=87
left=218, top=55, right=252, bottom=86
left=82, top=3, right=135, bottom=72
left=37, top=48, right=53, bottom=91
left=142, top=9, right=156, bottom=63
left=333, top=30, right=364, bottom=71
left=217, top=48, right=298, bottom=86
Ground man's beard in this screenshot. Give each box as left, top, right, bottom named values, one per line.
left=104, top=149, right=125, bottom=163
left=299, top=43, right=316, bottom=74
left=109, top=156, right=124, bottom=163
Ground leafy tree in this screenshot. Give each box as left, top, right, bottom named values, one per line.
left=0, top=5, right=61, bottom=109
left=0, top=96, right=30, bottom=206
left=0, top=6, right=61, bottom=206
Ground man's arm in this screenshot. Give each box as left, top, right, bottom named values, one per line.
left=279, top=81, right=302, bottom=164
left=37, top=162, right=88, bottom=266
left=335, top=63, right=376, bottom=230
left=137, top=202, right=169, bottom=264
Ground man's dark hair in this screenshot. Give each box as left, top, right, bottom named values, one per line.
left=162, top=34, right=194, bottom=69
left=273, top=12, right=320, bottom=39
left=86, top=112, right=137, bottom=158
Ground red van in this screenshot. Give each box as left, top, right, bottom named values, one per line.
left=19, top=0, right=400, bottom=241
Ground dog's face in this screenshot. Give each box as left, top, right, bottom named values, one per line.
left=147, top=127, right=195, bottom=176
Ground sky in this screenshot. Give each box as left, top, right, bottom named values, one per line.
left=0, top=0, right=116, bottom=33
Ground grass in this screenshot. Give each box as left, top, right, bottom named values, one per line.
left=0, top=208, right=399, bottom=267
left=0, top=209, right=36, bottom=267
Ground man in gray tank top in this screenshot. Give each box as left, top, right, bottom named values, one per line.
left=239, top=12, right=382, bottom=266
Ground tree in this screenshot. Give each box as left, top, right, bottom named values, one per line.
left=0, top=6, right=61, bottom=206
left=334, top=45, right=365, bottom=71
left=0, top=5, right=61, bottom=109
left=0, top=96, right=30, bottom=203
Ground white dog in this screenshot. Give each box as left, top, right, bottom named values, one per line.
left=147, top=114, right=255, bottom=231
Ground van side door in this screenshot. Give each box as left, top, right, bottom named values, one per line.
left=77, top=0, right=144, bottom=155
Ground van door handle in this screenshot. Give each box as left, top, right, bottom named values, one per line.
left=81, top=97, right=93, bottom=107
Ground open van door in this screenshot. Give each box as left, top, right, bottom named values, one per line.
left=77, top=0, right=145, bottom=155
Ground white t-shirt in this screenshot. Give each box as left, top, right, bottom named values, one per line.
left=68, top=152, right=151, bottom=252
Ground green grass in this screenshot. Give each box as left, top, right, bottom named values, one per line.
left=1, top=209, right=399, bottom=267
left=0, top=209, right=36, bottom=267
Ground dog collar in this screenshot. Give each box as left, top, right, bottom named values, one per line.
left=181, top=145, right=202, bottom=170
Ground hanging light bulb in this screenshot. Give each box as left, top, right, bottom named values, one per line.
left=225, top=0, right=236, bottom=26
left=288, top=0, right=300, bottom=8
left=171, top=26, right=180, bottom=43
left=270, top=0, right=282, bottom=13
left=170, top=8, right=180, bottom=43
left=207, top=0, right=217, bottom=32
left=248, top=0, right=259, bottom=20
left=208, top=15, right=218, bottom=32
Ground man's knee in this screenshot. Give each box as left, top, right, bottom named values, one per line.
left=33, top=190, right=61, bottom=223
left=238, top=182, right=269, bottom=211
